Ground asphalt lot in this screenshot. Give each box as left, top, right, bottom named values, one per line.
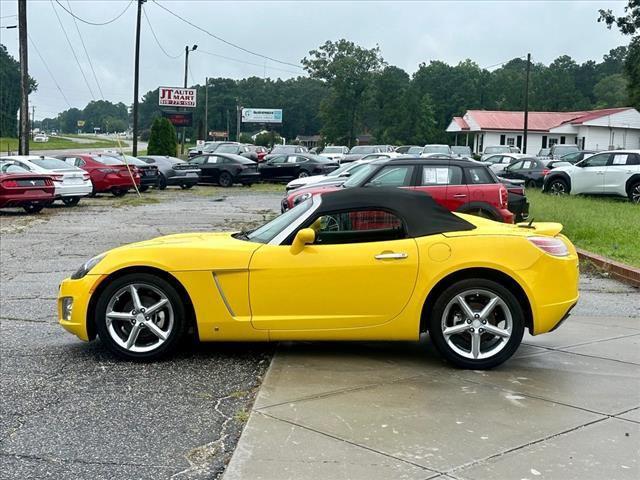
left=1, top=186, right=638, bottom=479
left=0, top=187, right=280, bottom=480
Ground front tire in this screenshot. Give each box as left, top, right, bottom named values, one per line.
left=180, top=183, right=194, bottom=190
left=298, top=170, right=310, bottom=179
left=218, top=171, right=233, bottom=187
left=158, top=174, right=167, bottom=190
left=548, top=178, right=569, bottom=195
left=628, top=181, right=640, bottom=204
left=428, top=278, right=525, bottom=369
left=61, top=196, right=80, bottom=207
left=138, top=185, right=149, bottom=193
left=112, top=188, right=127, bottom=197
left=23, top=203, right=44, bottom=214
left=95, top=273, right=186, bottom=360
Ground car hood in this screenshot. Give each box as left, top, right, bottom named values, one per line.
left=548, top=164, right=578, bottom=174
left=340, top=153, right=367, bottom=162
left=91, top=232, right=262, bottom=274
left=287, top=174, right=327, bottom=188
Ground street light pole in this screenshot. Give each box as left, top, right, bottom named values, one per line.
left=132, top=0, right=146, bottom=157
left=523, top=52, right=531, bottom=155
left=180, top=44, right=197, bottom=155
left=18, top=0, right=29, bottom=155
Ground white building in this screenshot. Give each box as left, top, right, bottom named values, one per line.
left=446, top=107, right=640, bottom=154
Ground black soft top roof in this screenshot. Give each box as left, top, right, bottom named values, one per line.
left=317, top=188, right=476, bottom=237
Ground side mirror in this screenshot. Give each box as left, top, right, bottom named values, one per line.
left=290, top=228, right=315, bottom=254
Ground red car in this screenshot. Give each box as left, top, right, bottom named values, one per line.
left=282, top=158, right=515, bottom=223
left=55, top=154, right=140, bottom=196
left=0, top=161, right=55, bottom=213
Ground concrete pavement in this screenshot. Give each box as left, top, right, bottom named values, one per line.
left=224, top=276, right=640, bottom=480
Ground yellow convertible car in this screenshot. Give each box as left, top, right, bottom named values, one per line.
left=58, top=188, right=579, bottom=369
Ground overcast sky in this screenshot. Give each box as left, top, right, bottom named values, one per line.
left=0, top=0, right=630, bottom=120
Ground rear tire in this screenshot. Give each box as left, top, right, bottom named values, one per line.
left=428, top=278, right=525, bottom=369
left=525, top=180, right=537, bottom=188
left=548, top=178, right=569, bottom=195
left=219, top=171, right=233, bottom=187
left=180, top=183, right=194, bottom=190
left=23, top=203, right=44, bottom=214
left=298, top=170, right=310, bottom=178
left=112, top=188, right=127, bottom=197
left=95, top=273, right=186, bottom=361
left=158, top=174, right=167, bottom=190
left=138, top=185, right=149, bottom=193
left=628, top=181, right=640, bottom=204
left=61, top=196, right=81, bottom=207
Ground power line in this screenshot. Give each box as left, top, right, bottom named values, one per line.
left=66, top=0, right=104, bottom=99
left=483, top=55, right=528, bottom=71
left=150, top=0, right=304, bottom=70
left=53, top=0, right=133, bottom=26
left=142, top=6, right=181, bottom=59
left=27, top=33, right=72, bottom=109
left=50, top=0, right=95, bottom=100
left=197, top=49, right=303, bottom=76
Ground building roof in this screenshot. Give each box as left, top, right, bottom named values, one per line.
left=448, top=108, right=636, bottom=133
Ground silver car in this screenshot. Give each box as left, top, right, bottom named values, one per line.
left=138, top=155, right=201, bottom=189
left=1, top=155, right=92, bottom=206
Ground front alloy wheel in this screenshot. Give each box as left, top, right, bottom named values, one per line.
left=549, top=179, right=568, bottom=195
left=429, top=279, right=524, bottom=369
left=629, top=182, right=640, bottom=204
left=298, top=170, right=310, bottom=178
left=95, top=273, right=186, bottom=360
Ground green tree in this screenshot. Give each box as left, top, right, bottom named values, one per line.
left=302, top=39, right=385, bottom=146
left=594, top=74, right=629, bottom=107
left=147, top=117, right=177, bottom=156
left=254, top=131, right=282, bottom=148
left=625, top=36, right=640, bottom=108
left=598, top=0, right=640, bottom=35
left=0, top=44, right=37, bottom=137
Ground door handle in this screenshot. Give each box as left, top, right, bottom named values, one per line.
left=453, top=194, right=467, bottom=198
left=375, top=252, right=408, bottom=260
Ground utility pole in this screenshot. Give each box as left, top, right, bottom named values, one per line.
left=180, top=45, right=197, bottom=155
left=204, top=77, right=208, bottom=140
left=31, top=106, right=35, bottom=132
left=132, top=0, right=145, bottom=157
left=236, top=101, right=242, bottom=141
left=523, top=52, right=531, bottom=155
left=226, top=109, right=230, bottom=140
left=18, top=0, right=29, bottom=155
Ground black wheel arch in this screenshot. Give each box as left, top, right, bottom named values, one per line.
left=543, top=171, right=571, bottom=192
left=455, top=202, right=502, bottom=221
left=420, top=267, right=533, bottom=335
left=86, top=266, right=198, bottom=341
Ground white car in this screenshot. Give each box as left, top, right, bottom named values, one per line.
left=421, top=144, right=452, bottom=156
left=480, top=145, right=513, bottom=162
left=285, top=158, right=376, bottom=191
left=33, top=133, right=49, bottom=143
left=1, top=156, right=93, bottom=206
left=483, top=153, right=529, bottom=173
left=319, top=146, right=349, bottom=162
left=543, top=150, right=640, bottom=203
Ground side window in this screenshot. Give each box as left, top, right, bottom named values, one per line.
left=365, top=165, right=414, bottom=187
left=521, top=160, right=534, bottom=170
left=581, top=153, right=609, bottom=168
left=421, top=166, right=462, bottom=185
left=206, top=156, right=219, bottom=164
left=189, top=156, right=206, bottom=165
left=63, top=157, right=76, bottom=166
left=286, top=155, right=300, bottom=163
left=75, top=158, right=86, bottom=167
left=628, top=154, right=640, bottom=165
left=271, top=156, right=287, bottom=164
left=15, top=161, right=30, bottom=171
left=610, top=153, right=636, bottom=166
left=311, top=210, right=405, bottom=245
left=508, top=160, right=524, bottom=170
left=466, top=167, right=494, bottom=184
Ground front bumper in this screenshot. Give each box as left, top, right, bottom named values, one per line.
left=58, top=274, right=104, bottom=341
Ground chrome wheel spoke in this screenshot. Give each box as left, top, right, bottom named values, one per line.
left=144, top=320, right=168, bottom=341
left=479, top=296, right=499, bottom=320
left=443, top=323, right=469, bottom=337
left=145, top=298, right=168, bottom=316
left=470, top=332, right=481, bottom=359
left=107, top=311, right=134, bottom=321
left=129, top=284, right=143, bottom=311
left=125, top=323, right=142, bottom=349
left=483, top=323, right=510, bottom=338
left=456, top=295, right=475, bottom=319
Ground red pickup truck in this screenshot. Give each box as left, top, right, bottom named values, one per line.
left=282, top=158, right=522, bottom=223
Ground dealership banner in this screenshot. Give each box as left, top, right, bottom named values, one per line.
left=241, top=108, right=283, bottom=124
left=159, top=87, right=197, bottom=107
left=162, top=111, right=193, bottom=127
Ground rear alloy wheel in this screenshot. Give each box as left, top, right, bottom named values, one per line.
left=429, top=278, right=525, bottom=369
left=61, top=196, right=81, bottom=207
left=298, top=170, right=310, bottom=178
left=629, top=181, right=640, bottom=204
left=548, top=178, right=569, bottom=195
left=112, top=188, right=127, bottom=197
left=219, top=171, right=233, bottom=187
left=95, top=273, right=186, bottom=360
left=23, top=203, right=44, bottom=214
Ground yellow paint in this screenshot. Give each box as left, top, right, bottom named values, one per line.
left=58, top=216, right=579, bottom=344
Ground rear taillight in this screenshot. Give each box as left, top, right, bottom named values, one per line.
left=499, top=186, right=508, bottom=208
left=98, top=168, right=119, bottom=174
left=51, top=174, right=64, bottom=182
left=2, top=180, right=18, bottom=187
left=528, top=236, right=569, bottom=257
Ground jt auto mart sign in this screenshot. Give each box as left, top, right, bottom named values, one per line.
left=159, top=87, right=197, bottom=108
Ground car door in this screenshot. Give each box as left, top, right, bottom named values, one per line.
left=259, top=155, right=287, bottom=179
left=571, top=153, right=610, bottom=194
left=249, top=208, right=419, bottom=331
left=415, top=164, right=467, bottom=211
left=501, top=160, right=526, bottom=181
left=604, top=153, right=639, bottom=196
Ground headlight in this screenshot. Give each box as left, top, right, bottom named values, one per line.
left=61, top=297, right=73, bottom=320
left=293, top=192, right=312, bottom=205
left=71, top=253, right=106, bottom=279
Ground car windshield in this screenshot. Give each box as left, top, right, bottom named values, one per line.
left=323, top=147, right=344, bottom=153
left=423, top=145, right=450, bottom=154
left=271, top=145, right=297, bottom=153
left=553, top=146, right=579, bottom=156
left=451, top=146, right=471, bottom=154
left=342, top=163, right=378, bottom=187
left=93, top=155, right=123, bottom=165
left=348, top=146, right=377, bottom=154
left=484, top=146, right=510, bottom=154
left=243, top=199, right=313, bottom=244
left=216, top=144, right=240, bottom=154
left=407, top=146, right=423, bottom=154
left=30, top=157, right=73, bottom=170
left=538, top=149, right=550, bottom=156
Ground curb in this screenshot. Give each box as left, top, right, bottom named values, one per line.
left=577, top=248, right=640, bottom=288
